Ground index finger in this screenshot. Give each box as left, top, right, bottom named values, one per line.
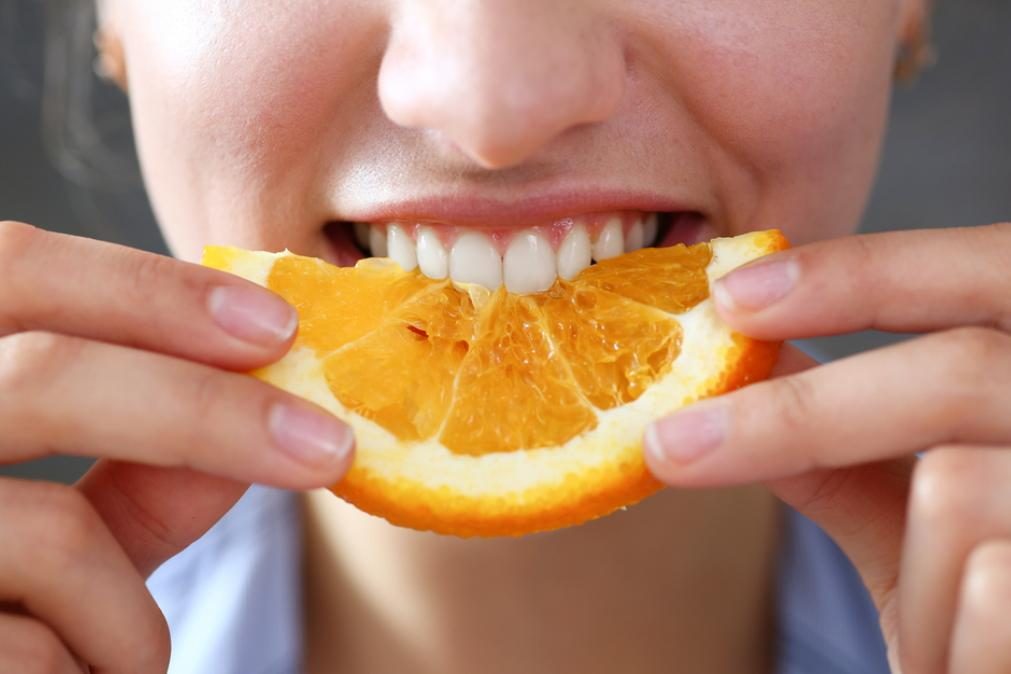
left=0, top=221, right=296, bottom=370
left=711, top=223, right=1011, bottom=340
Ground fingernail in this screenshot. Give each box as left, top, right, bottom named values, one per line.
left=714, top=257, right=798, bottom=312
left=646, top=402, right=728, bottom=464
left=268, top=402, right=354, bottom=468
left=209, top=285, right=297, bottom=346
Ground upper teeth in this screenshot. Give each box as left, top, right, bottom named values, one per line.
left=625, top=219, right=644, bottom=251
left=557, top=226, right=592, bottom=281
left=355, top=215, right=658, bottom=293
left=416, top=225, right=449, bottom=279
left=449, top=231, right=503, bottom=290
left=503, top=229, right=556, bottom=294
left=386, top=224, right=417, bottom=272
left=642, top=212, right=659, bottom=249
left=368, top=226, right=388, bottom=257
left=591, top=217, right=624, bottom=262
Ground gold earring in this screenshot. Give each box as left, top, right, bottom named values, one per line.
left=895, top=18, right=936, bottom=83
left=93, top=29, right=128, bottom=91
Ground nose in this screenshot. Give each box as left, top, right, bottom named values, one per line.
left=378, top=1, right=626, bottom=169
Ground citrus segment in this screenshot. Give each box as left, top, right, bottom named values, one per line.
left=203, top=229, right=788, bottom=536
left=576, top=242, right=712, bottom=312
left=440, top=294, right=598, bottom=456
left=322, top=284, right=476, bottom=442
left=534, top=286, right=683, bottom=410
left=269, top=256, right=431, bottom=352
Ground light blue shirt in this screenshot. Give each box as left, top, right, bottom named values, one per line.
left=148, top=486, right=890, bottom=674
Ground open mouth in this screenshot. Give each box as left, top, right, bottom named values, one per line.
left=324, top=211, right=712, bottom=293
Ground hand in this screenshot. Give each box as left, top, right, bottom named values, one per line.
left=644, top=224, right=1011, bottom=674
left=0, top=221, right=354, bottom=673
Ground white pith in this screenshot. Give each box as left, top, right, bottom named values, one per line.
left=353, top=214, right=660, bottom=294
left=231, top=232, right=768, bottom=501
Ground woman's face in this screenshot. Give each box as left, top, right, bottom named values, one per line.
left=101, top=1, right=923, bottom=268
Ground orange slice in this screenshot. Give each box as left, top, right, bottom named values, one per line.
left=204, top=229, right=787, bottom=536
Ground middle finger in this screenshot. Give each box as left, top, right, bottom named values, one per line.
left=0, top=478, right=169, bottom=674
left=645, top=327, right=1011, bottom=486
left=898, top=447, right=1011, bottom=674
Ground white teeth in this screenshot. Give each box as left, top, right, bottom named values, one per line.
left=353, top=223, right=370, bottom=250
left=368, top=226, right=388, bottom=257
left=386, top=223, right=417, bottom=271
left=353, top=214, right=657, bottom=290
left=592, top=217, right=624, bottom=261
left=625, top=220, right=645, bottom=252
left=416, top=226, right=448, bottom=279
left=557, top=226, right=592, bottom=280
left=503, top=230, right=556, bottom=294
left=642, top=213, right=659, bottom=248
left=449, top=231, right=502, bottom=289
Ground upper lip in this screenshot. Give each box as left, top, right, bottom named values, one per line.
left=336, top=189, right=699, bottom=228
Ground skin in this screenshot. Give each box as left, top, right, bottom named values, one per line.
left=647, top=225, right=1011, bottom=674
left=0, top=0, right=1008, bottom=672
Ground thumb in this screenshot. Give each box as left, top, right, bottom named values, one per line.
left=764, top=345, right=912, bottom=657
left=77, top=460, right=247, bottom=577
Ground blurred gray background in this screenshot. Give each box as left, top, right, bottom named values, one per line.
left=2, top=1, right=1010, bottom=484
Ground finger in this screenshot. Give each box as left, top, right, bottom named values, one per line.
left=898, top=448, right=1011, bottom=674
left=0, top=613, right=83, bottom=674
left=644, top=327, right=1011, bottom=486
left=0, top=331, right=354, bottom=489
left=0, top=220, right=296, bottom=369
left=711, top=223, right=1011, bottom=339
left=0, top=479, right=170, bottom=674
left=78, top=462, right=247, bottom=577
left=948, top=539, right=1011, bottom=674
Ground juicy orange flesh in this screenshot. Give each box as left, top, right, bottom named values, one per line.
left=263, top=243, right=712, bottom=456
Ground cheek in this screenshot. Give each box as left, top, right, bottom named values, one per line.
left=643, top=2, right=900, bottom=242
left=119, top=2, right=382, bottom=259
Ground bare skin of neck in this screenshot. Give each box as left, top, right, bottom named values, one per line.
left=303, top=487, right=779, bottom=674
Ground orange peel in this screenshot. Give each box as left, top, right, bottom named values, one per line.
left=204, top=229, right=787, bottom=536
